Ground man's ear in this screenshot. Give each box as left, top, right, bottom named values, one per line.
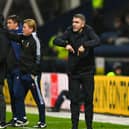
left=81, top=21, right=85, bottom=28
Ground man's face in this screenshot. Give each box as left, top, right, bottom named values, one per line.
left=22, top=23, right=33, bottom=36
left=115, top=68, right=122, bottom=75
left=72, top=17, right=85, bottom=32
left=7, top=19, right=18, bottom=30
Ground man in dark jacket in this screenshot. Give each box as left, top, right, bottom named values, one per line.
left=6, top=15, right=29, bottom=127
left=0, top=14, right=10, bottom=129
left=54, top=13, right=100, bottom=129
left=7, top=19, right=46, bottom=128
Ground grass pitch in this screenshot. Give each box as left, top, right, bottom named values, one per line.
left=6, top=112, right=129, bottom=129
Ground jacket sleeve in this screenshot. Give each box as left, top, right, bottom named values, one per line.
left=53, top=29, right=70, bottom=47
left=83, top=26, right=100, bottom=48
left=32, top=32, right=41, bottom=64
left=7, top=31, right=22, bottom=43
left=0, top=33, right=10, bottom=62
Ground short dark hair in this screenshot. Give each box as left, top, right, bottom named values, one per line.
left=73, top=13, right=86, bottom=22
left=7, top=14, right=20, bottom=24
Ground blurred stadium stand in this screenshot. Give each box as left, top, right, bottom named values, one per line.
left=1, top=0, right=129, bottom=74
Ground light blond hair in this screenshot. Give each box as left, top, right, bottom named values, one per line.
left=24, top=19, right=37, bottom=32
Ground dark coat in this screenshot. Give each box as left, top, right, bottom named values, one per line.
left=0, top=28, right=10, bottom=84
left=7, top=32, right=41, bottom=75
left=0, top=28, right=10, bottom=62
left=54, top=25, right=100, bottom=75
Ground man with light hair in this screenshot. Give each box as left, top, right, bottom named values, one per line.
left=6, top=18, right=46, bottom=128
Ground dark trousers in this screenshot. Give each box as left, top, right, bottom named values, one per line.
left=54, top=90, right=69, bottom=111
left=0, top=85, right=6, bottom=123
left=0, top=62, right=6, bottom=123
left=69, top=71, right=94, bottom=129
left=20, top=74, right=46, bottom=123
left=7, top=68, right=26, bottom=120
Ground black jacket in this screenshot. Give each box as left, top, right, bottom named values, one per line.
left=0, top=28, right=10, bottom=62
left=0, top=28, right=10, bottom=84
left=54, top=25, right=100, bottom=75
left=7, top=32, right=41, bottom=75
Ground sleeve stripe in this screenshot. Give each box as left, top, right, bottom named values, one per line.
left=32, top=32, right=41, bottom=56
